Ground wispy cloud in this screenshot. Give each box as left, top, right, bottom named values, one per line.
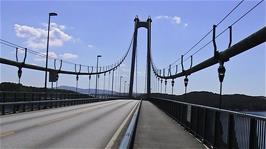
left=34, top=51, right=78, bottom=61
left=156, top=15, right=170, bottom=20
left=34, top=51, right=58, bottom=61
left=14, top=23, right=72, bottom=49
left=87, top=44, right=94, bottom=48
left=155, top=15, right=182, bottom=25
left=60, top=53, right=78, bottom=60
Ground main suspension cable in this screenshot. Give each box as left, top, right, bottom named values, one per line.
left=160, top=0, right=245, bottom=70
left=0, top=33, right=134, bottom=74
left=153, top=0, right=263, bottom=78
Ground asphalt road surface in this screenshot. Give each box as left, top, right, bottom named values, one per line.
left=0, top=100, right=138, bottom=148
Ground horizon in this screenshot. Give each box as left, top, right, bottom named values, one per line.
left=1, top=81, right=265, bottom=98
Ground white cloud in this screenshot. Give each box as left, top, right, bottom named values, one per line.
left=88, top=44, right=94, bottom=48
left=53, top=23, right=66, bottom=30
left=155, top=15, right=182, bottom=25
left=14, top=23, right=72, bottom=49
left=155, top=15, right=170, bottom=19
left=184, top=23, right=188, bottom=27
left=59, top=53, right=78, bottom=60
left=34, top=51, right=58, bottom=61
left=172, top=16, right=181, bottom=24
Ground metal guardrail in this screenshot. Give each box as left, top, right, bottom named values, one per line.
left=0, top=91, right=121, bottom=115
left=0, top=91, right=91, bottom=101
left=150, top=97, right=266, bottom=149
left=119, top=100, right=141, bottom=149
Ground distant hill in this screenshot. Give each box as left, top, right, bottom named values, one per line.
left=0, top=82, right=119, bottom=95
left=58, top=85, right=119, bottom=95
left=0, top=82, right=80, bottom=94
left=151, top=92, right=266, bottom=111
left=2, top=82, right=265, bottom=111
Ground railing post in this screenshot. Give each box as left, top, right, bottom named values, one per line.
left=249, top=118, right=257, bottom=149
left=44, top=93, right=47, bottom=109
left=31, top=93, right=34, bottom=111
left=202, top=108, right=207, bottom=143
left=195, top=107, right=199, bottom=136
left=180, top=104, right=184, bottom=126
left=22, top=92, right=26, bottom=112
left=214, top=111, right=221, bottom=148
left=38, top=93, right=41, bottom=110
left=227, top=114, right=234, bottom=149
left=13, top=92, right=17, bottom=113
left=1, top=92, right=5, bottom=115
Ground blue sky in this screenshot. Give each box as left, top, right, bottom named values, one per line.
left=0, top=0, right=265, bottom=96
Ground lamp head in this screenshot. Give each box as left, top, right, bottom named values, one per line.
left=218, top=65, right=226, bottom=82
left=184, top=77, right=189, bottom=87
left=49, top=12, right=58, bottom=16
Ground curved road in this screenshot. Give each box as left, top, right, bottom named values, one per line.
left=0, top=100, right=138, bottom=148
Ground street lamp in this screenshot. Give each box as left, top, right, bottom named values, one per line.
left=44, top=12, right=57, bottom=89
left=120, top=76, right=123, bottom=95
left=124, top=81, right=127, bottom=95
left=184, top=76, right=188, bottom=94
left=95, top=55, right=102, bottom=97
left=218, top=63, right=226, bottom=109
left=164, top=79, right=167, bottom=94
left=171, top=79, right=175, bottom=95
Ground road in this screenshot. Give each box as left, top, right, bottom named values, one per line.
left=0, top=100, right=138, bottom=148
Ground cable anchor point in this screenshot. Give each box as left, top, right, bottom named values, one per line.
left=16, top=48, right=27, bottom=84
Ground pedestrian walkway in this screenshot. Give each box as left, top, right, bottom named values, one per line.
left=133, top=100, right=205, bottom=149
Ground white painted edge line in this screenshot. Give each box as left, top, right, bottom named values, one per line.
left=105, top=101, right=139, bottom=149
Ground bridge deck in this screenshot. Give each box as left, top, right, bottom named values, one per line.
left=134, top=100, right=205, bottom=149
left=0, top=100, right=138, bottom=148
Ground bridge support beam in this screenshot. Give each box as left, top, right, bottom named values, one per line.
left=129, top=18, right=139, bottom=97
left=129, top=17, right=152, bottom=97
left=146, top=18, right=152, bottom=97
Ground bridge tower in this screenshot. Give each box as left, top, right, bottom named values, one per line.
left=129, top=16, right=152, bottom=97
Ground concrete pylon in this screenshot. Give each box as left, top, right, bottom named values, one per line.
left=129, top=16, right=152, bottom=98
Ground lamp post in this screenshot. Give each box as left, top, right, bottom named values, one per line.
left=171, top=79, right=175, bottom=95
left=95, top=55, right=102, bottom=97
left=184, top=76, right=189, bottom=101
left=124, top=81, right=127, bottom=95
left=44, top=12, right=57, bottom=89
left=218, top=63, right=226, bottom=109
left=88, top=75, right=91, bottom=95
left=184, top=76, right=188, bottom=94
left=160, top=79, right=163, bottom=93
left=164, top=80, right=167, bottom=94
left=111, top=70, right=114, bottom=96
left=119, top=76, right=123, bottom=95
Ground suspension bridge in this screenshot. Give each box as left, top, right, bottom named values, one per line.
left=1, top=1, right=266, bottom=149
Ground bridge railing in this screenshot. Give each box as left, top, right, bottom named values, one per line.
left=0, top=91, right=91, bottom=101
left=150, top=97, right=266, bottom=149
left=0, top=91, right=120, bottom=115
